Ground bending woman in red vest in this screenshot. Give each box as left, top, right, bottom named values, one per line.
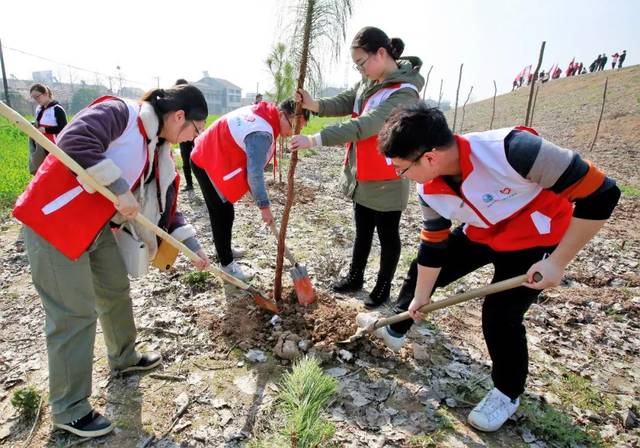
left=16, top=85, right=209, bottom=438
left=290, top=26, right=424, bottom=308
left=28, top=83, right=68, bottom=174
left=360, top=102, right=620, bottom=433
left=190, top=99, right=309, bottom=281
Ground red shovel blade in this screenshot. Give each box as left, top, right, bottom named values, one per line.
left=294, top=276, right=315, bottom=305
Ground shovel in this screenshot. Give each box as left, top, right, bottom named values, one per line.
left=0, top=101, right=278, bottom=314
left=268, top=222, right=315, bottom=305
left=338, top=272, right=542, bottom=345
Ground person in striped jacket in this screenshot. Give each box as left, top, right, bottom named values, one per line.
left=358, top=101, right=620, bottom=432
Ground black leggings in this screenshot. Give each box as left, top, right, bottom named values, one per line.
left=351, top=203, right=402, bottom=282
left=192, top=163, right=234, bottom=266
left=392, top=227, right=555, bottom=400
left=180, top=141, right=194, bottom=187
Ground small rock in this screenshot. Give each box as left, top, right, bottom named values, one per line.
left=211, top=398, right=228, bottom=409
left=349, top=391, right=371, bottom=407
left=245, top=349, right=267, bottom=363
left=325, top=367, right=348, bottom=378
left=298, top=340, right=311, bottom=352
left=218, top=409, right=233, bottom=427
left=274, top=332, right=302, bottom=360
left=338, top=349, right=353, bottom=362
left=445, top=397, right=457, bottom=407
left=0, top=425, right=11, bottom=441
left=174, top=392, right=189, bottom=407
left=412, top=343, right=429, bottom=361
left=521, top=427, right=537, bottom=443
left=624, top=409, right=639, bottom=429
left=269, top=315, right=281, bottom=326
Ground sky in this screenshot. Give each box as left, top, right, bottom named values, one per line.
left=2, top=0, right=638, bottom=103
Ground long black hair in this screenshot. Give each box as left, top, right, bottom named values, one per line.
left=351, top=26, right=404, bottom=60
left=140, top=84, right=208, bottom=135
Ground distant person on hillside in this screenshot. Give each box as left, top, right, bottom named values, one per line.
left=358, top=101, right=621, bottom=433
left=175, top=78, right=196, bottom=191
left=600, top=53, right=608, bottom=70
left=552, top=66, right=562, bottom=79
left=611, top=52, right=620, bottom=69
left=28, top=83, right=68, bottom=174
left=254, top=93, right=263, bottom=104
left=565, top=59, right=575, bottom=77
left=618, top=50, right=626, bottom=68
left=589, top=58, right=597, bottom=73
left=577, top=62, right=583, bottom=74
left=190, top=99, right=309, bottom=281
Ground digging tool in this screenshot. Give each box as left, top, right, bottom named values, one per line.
left=0, top=101, right=278, bottom=313
left=338, top=273, right=542, bottom=345
left=268, top=222, right=314, bottom=305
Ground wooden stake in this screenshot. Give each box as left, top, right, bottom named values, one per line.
left=489, top=80, right=497, bottom=129
left=530, top=83, right=541, bottom=127
left=589, top=78, right=609, bottom=151
left=452, top=64, right=463, bottom=133
left=459, top=85, right=473, bottom=134
left=437, top=79, right=443, bottom=108
left=421, top=65, right=433, bottom=100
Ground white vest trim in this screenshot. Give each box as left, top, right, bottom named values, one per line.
left=353, top=83, right=418, bottom=115
left=36, top=104, right=59, bottom=127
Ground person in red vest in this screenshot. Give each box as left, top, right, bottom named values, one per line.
left=358, top=101, right=620, bottom=432
left=190, top=99, right=309, bottom=281
left=28, top=83, right=68, bottom=174
left=289, top=26, right=424, bottom=309
left=15, top=84, right=209, bottom=438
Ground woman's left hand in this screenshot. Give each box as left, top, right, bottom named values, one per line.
left=38, top=126, right=46, bottom=133
left=192, top=249, right=210, bottom=270
left=289, top=135, right=313, bottom=151
left=524, top=256, right=565, bottom=289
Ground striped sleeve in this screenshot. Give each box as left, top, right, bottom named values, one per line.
left=417, top=195, right=452, bottom=267
left=504, top=130, right=620, bottom=220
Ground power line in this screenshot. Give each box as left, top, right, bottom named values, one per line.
left=3, top=45, right=149, bottom=87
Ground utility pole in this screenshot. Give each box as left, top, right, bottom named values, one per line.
left=0, top=38, right=12, bottom=107
left=155, top=76, right=160, bottom=88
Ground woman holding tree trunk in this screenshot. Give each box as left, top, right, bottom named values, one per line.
left=290, top=26, right=424, bottom=309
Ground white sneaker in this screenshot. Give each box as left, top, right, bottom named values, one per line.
left=215, top=247, right=246, bottom=259
left=221, top=260, right=253, bottom=282
left=356, top=312, right=406, bottom=352
left=467, top=387, right=519, bottom=432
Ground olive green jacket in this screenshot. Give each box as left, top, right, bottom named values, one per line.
left=317, top=57, right=424, bottom=211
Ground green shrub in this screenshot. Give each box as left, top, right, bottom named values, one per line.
left=11, top=386, right=42, bottom=419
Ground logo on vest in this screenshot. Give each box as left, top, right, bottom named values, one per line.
left=482, top=194, right=494, bottom=203
left=482, top=187, right=518, bottom=207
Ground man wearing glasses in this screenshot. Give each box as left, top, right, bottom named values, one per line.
left=358, top=101, right=620, bottom=433
left=190, top=99, right=309, bottom=281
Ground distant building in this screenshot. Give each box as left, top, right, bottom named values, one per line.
left=194, top=71, right=242, bottom=114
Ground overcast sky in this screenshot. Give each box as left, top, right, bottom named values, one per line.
left=2, top=0, right=638, bottom=103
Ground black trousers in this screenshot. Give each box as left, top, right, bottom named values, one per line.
left=350, top=203, right=402, bottom=282
left=180, top=141, right=194, bottom=187
left=192, top=163, right=234, bottom=266
left=392, top=227, right=555, bottom=400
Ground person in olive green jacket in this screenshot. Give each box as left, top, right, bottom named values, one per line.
left=290, top=26, right=424, bottom=308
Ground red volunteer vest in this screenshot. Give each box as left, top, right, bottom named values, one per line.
left=191, top=102, right=281, bottom=204
left=419, top=127, right=573, bottom=251
left=13, top=96, right=146, bottom=260
left=347, top=83, right=418, bottom=181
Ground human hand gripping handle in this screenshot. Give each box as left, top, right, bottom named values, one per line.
left=115, top=190, right=140, bottom=219
left=294, top=88, right=319, bottom=113
left=260, top=206, right=274, bottom=226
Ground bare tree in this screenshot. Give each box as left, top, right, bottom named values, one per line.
left=452, top=64, right=463, bottom=133
left=589, top=78, right=609, bottom=151
left=525, top=41, right=546, bottom=126
left=459, top=85, right=473, bottom=133
left=437, top=79, right=443, bottom=108
left=530, top=83, right=541, bottom=127
left=489, top=80, right=497, bottom=129
left=274, top=0, right=353, bottom=301
left=421, top=65, right=433, bottom=100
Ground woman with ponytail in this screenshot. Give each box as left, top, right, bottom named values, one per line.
left=28, top=83, right=68, bottom=173
left=291, top=26, right=425, bottom=309
left=17, top=84, right=209, bottom=438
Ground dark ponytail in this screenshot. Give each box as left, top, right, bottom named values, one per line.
left=351, top=26, right=404, bottom=60
left=30, top=83, right=53, bottom=99
left=140, top=84, right=208, bottom=133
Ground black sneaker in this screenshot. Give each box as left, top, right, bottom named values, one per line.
left=120, top=351, right=162, bottom=374
left=54, top=410, right=114, bottom=438
left=364, top=279, right=392, bottom=309
left=181, top=184, right=194, bottom=192
left=332, top=271, right=364, bottom=293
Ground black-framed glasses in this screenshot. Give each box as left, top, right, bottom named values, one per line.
left=353, top=55, right=370, bottom=72
left=396, top=149, right=430, bottom=177
left=190, top=120, right=203, bottom=136
left=283, top=112, right=293, bottom=129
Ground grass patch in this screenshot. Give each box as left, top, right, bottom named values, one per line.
left=301, top=116, right=347, bottom=136
left=521, top=399, right=604, bottom=447
left=11, top=385, right=42, bottom=419
left=181, top=270, right=211, bottom=286
left=620, top=184, right=640, bottom=198
left=0, top=118, right=31, bottom=212
left=406, top=408, right=455, bottom=447
left=551, top=370, right=615, bottom=414
left=249, top=356, right=338, bottom=448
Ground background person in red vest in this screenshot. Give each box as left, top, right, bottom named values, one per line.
left=358, top=101, right=620, bottom=433
left=28, top=83, right=68, bottom=174
left=18, top=85, right=209, bottom=438
left=190, top=99, right=309, bottom=281
left=290, top=26, right=424, bottom=309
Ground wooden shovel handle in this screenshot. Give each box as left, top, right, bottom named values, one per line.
left=0, top=101, right=255, bottom=292
left=268, top=222, right=297, bottom=266
left=374, top=273, right=540, bottom=329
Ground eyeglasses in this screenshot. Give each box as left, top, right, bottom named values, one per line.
left=283, top=112, right=293, bottom=129
left=395, top=149, right=430, bottom=177
left=190, top=120, right=203, bottom=136
left=31, top=92, right=43, bottom=101
left=353, top=55, right=370, bottom=72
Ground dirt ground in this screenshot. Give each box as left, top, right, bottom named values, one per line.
left=1, top=69, right=639, bottom=447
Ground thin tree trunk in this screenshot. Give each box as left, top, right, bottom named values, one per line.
left=421, top=65, right=433, bottom=100
left=530, top=84, right=541, bottom=127
left=459, top=85, right=473, bottom=134
left=278, top=137, right=284, bottom=184
left=525, top=41, right=546, bottom=126
left=452, top=64, right=463, bottom=133
left=489, top=80, right=497, bottom=129
left=437, top=79, right=443, bottom=108
left=274, top=0, right=315, bottom=301
left=589, top=78, right=608, bottom=151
